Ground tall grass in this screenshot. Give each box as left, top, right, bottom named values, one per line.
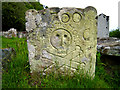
left=2, top=37, right=120, bottom=88
left=2, top=37, right=30, bottom=88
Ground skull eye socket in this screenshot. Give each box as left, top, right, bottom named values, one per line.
left=64, top=35, right=67, bottom=37
left=56, top=34, right=60, bottom=37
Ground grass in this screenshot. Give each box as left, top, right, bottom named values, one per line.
left=1, top=36, right=120, bottom=88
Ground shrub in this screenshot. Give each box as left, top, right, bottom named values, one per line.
left=2, top=2, right=44, bottom=32
left=109, top=28, right=120, bottom=38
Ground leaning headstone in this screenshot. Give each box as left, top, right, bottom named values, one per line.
left=97, top=13, right=109, bottom=38
left=26, top=7, right=97, bottom=77
left=0, top=48, right=16, bottom=71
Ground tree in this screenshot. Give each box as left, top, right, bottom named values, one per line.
left=2, top=2, right=44, bottom=31
left=109, top=29, right=120, bottom=38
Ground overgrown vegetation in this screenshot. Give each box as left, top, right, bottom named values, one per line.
left=2, top=1, right=44, bottom=31
left=2, top=37, right=120, bottom=88
left=109, top=28, right=120, bottom=38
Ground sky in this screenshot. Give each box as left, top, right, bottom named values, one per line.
left=40, top=0, right=119, bottom=31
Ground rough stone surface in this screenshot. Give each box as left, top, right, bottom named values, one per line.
left=2, top=31, right=9, bottom=38
left=97, top=13, right=109, bottom=38
left=2, top=30, right=27, bottom=38
left=97, top=37, right=120, bottom=56
left=8, top=28, right=17, bottom=38
left=0, top=48, right=16, bottom=70
left=26, top=7, right=97, bottom=77
left=18, top=31, right=27, bottom=38
left=2, top=28, right=17, bottom=38
left=18, top=32, right=23, bottom=38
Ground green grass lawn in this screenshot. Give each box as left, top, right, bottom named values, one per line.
left=1, top=36, right=120, bottom=88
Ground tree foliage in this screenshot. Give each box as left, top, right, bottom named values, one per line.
left=2, top=2, right=44, bottom=31
left=109, top=29, right=120, bottom=38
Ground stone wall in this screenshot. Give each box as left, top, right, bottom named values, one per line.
left=1, top=28, right=27, bottom=38
left=97, top=37, right=120, bottom=56
left=26, top=7, right=97, bottom=77
left=97, top=13, right=109, bottom=38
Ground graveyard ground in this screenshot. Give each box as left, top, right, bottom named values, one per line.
left=1, top=36, right=120, bottom=88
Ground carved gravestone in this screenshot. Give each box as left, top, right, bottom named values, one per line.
left=26, top=7, right=97, bottom=77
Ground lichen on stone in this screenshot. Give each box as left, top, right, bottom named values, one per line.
left=26, top=6, right=97, bottom=77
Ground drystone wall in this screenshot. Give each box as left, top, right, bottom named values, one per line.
left=26, top=7, right=97, bottom=77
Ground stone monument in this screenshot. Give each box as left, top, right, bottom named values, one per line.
left=26, top=6, right=97, bottom=77
left=97, top=13, right=109, bottom=38
left=8, top=28, right=17, bottom=38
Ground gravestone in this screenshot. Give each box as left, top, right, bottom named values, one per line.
left=8, top=28, right=17, bottom=38
left=2, top=32, right=9, bottom=38
left=18, top=31, right=27, bottom=38
left=22, top=31, right=27, bottom=38
left=26, top=6, right=97, bottom=77
left=97, top=13, right=109, bottom=38
left=18, top=32, right=23, bottom=38
left=0, top=48, right=16, bottom=71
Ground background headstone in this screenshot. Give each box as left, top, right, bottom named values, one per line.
left=26, top=7, right=97, bottom=77
left=97, top=13, right=109, bottom=38
left=0, top=48, right=16, bottom=71
left=18, top=31, right=27, bottom=38
left=18, top=32, right=23, bottom=38
left=22, top=31, right=27, bottom=38
left=8, top=28, right=17, bottom=38
left=2, top=31, right=9, bottom=38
